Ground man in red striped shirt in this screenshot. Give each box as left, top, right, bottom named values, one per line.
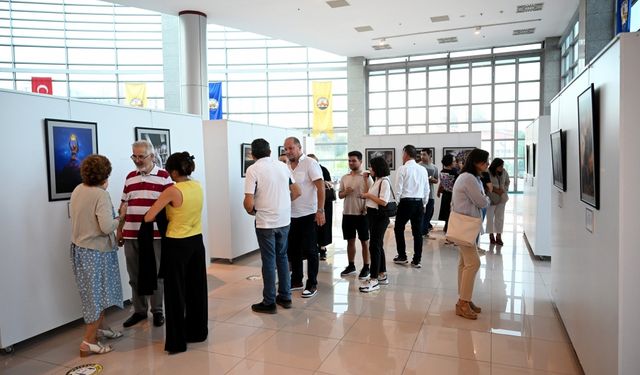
left=117, top=140, right=173, bottom=328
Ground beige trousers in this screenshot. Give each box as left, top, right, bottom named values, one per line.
left=457, top=243, right=480, bottom=301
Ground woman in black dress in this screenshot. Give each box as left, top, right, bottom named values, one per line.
left=438, top=154, right=458, bottom=234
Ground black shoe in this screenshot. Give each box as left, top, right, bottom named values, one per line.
left=410, top=261, right=422, bottom=268
left=358, top=267, right=370, bottom=280
left=340, top=265, right=357, bottom=276
left=251, top=302, right=277, bottom=314
left=291, top=282, right=304, bottom=291
left=276, top=295, right=292, bottom=309
left=123, top=312, right=147, bottom=328
left=393, top=255, right=408, bottom=264
left=319, top=251, right=327, bottom=261
left=301, top=286, right=318, bottom=298
left=153, top=312, right=165, bottom=327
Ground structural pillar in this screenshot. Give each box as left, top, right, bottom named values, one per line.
left=579, top=0, right=615, bottom=66
left=179, top=10, right=208, bottom=118
left=542, top=37, right=561, bottom=115
left=347, top=56, right=366, bottom=154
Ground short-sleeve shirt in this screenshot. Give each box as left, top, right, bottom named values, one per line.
left=121, top=166, right=173, bottom=239
left=366, top=177, right=393, bottom=209
left=340, top=172, right=373, bottom=215
left=244, top=157, right=294, bottom=229
left=289, top=155, right=323, bottom=218
left=420, top=162, right=439, bottom=200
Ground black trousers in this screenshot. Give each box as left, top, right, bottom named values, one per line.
left=393, top=199, right=424, bottom=263
left=161, top=234, right=208, bottom=353
left=288, top=214, right=319, bottom=288
left=367, top=208, right=389, bottom=279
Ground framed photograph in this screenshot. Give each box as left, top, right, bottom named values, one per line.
left=532, top=143, right=537, bottom=177
left=45, top=118, right=98, bottom=201
left=365, top=148, right=395, bottom=170
left=278, top=145, right=285, bottom=156
left=525, top=145, right=531, bottom=174
left=577, top=84, right=599, bottom=209
left=241, top=143, right=255, bottom=177
left=134, top=127, right=171, bottom=169
left=416, top=147, right=436, bottom=163
left=442, top=147, right=476, bottom=166
left=550, top=129, right=567, bottom=191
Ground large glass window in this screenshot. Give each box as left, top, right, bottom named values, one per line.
left=560, top=18, right=580, bottom=88
left=366, top=45, right=543, bottom=192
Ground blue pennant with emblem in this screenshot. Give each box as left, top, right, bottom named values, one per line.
left=208, top=82, right=223, bottom=120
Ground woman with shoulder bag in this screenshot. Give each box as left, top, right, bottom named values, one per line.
left=449, top=149, right=491, bottom=320
left=486, top=158, right=510, bottom=245
left=359, top=156, right=395, bottom=293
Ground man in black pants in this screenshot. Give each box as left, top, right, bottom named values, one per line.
left=393, top=145, right=429, bottom=268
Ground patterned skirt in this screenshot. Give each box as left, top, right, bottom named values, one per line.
left=70, top=243, right=123, bottom=323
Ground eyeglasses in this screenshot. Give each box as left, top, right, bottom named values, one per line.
left=130, top=154, right=151, bottom=161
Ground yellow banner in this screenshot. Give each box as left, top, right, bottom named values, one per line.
left=312, top=81, right=333, bottom=139
left=125, top=82, right=147, bottom=108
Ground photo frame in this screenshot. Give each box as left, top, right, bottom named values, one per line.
left=532, top=143, right=537, bottom=177
left=45, top=118, right=98, bottom=201
left=365, top=148, right=395, bottom=170
left=278, top=146, right=285, bottom=156
left=416, top=147, right=436, bottom=164
left=577, top=84, right=599, bottom=209
left=442, top=147, right=476, bottom=166
left=550, top=129, right=567, bottom=192
left=241, top=143, right=254, bottom=177
left=525, top=145, right=531, bottom=174
left=134, top=127, right=171, bottom=169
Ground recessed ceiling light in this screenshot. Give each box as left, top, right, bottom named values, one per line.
left=430, top=15, right=450, bottom=23
left=437, top=36, right=458, bottom=44
left=355, top=25, right=373, bottom=32
left=326, top=0, right=350, bottom=8
left=513, top=28, right=536, bottom=35
left=474, top=26, right=481, bottom=35
left=516, top=3, right=544, bottom=13
left=372, top=43, right=392, bottom=50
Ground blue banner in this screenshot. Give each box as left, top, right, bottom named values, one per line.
left=208, top=82, right=222, bottom=120
left=616, top=0, right=631, bottom=34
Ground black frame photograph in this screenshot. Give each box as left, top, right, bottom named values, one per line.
left=278, top=145, right=285, bottom=156
left=526, top=145, right=531, bottom=174
left=442, top=147, right=476, bottom=165
left=577, top=84, right=599, bottom=209
left=134, top=127, right=171, bottom=169
left=365, top=148, right=395, bottom=171
left=550, top=129, right=567, bottom=192
left=241, top=143, right=254, bottom=177
left=45, top=118, right=98, bottom=201
left=532, top=143, right=537, bottom=177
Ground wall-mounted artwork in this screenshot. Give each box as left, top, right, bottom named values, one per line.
left=526, top=145, right=531, bottom=174
left=45, top=118, right=98, bottom=201
left=278, top=146, right=285, bottom=156
left=442, top=147, right=476, bottom=167
left=577, top=84, right=599, bottom=209
left=550, top=129, right=566, bottom=191
left=241, top=143, right=254, bottom=177
left=365, top=148, right=395, bottom=170
left=134, top=127, right=171, bottom=169
left=532, top=143, right=537, bottom=177
left=416, top=147, right=436, bottom=164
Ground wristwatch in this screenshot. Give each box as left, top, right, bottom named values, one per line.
left=317, top=209, right=325, bottom=213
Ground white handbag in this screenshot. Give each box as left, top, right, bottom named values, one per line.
left=446, top=211, right=482, bottom=247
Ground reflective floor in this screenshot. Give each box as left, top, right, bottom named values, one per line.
left=1, top=196, right=583, bottom=374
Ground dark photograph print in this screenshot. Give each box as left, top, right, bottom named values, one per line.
left=241, top=143, right=254, bottom=177
left=577, top=84, right=599, bottom=209
left=278, top=145, right=285, bottom=156
left=45, top=118, right=98, bottom=201
left=365, top=148, right=395, bottom=171
left=442, top=147, right=476, bottom=167
left=135, top=127, right=171, bottom=169
left=550, top=129, right=567, bottom=191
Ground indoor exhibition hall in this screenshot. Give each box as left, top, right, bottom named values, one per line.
left=1, top=0, right=639, bottom=374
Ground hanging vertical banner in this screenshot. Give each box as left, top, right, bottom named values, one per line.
left=616, top=0, right=631, bottom=34
left=31, top=77, right=53, bottom=95
left=208, top=82, right=223, bottom=120
left=125, top=83, right=147, bottom=108
left=312, top=81, right=333, bottom=139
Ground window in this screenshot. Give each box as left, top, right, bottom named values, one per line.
left=560, top=18, right=580, bottom=88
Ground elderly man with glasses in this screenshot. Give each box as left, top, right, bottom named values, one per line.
left=117, top=140, right=173, bottom=328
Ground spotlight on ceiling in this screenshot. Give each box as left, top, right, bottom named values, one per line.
left=474, top=26, right=481, bottom=35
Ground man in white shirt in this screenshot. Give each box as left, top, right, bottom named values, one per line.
left=244, top=138, right=301, bottom=314
left=283, top=137, right=326, bottom=298
left=393, top=145, right=430, bottom=268
left=339, top=151, right=373, bottom=279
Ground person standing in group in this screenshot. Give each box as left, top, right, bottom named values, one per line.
left=117, top=140, right=172, bottom=329
left=284, top=137, right=325, bottom=298
left=486, top=158, right=510, bottom=246
left=69, top=155, right=124, bottom=357
left=243, top=139, right=301, bottom=314
left=143, top=152, right=208, bottom=354
left=418, top=149, right=439, bottom=239
left=451, top=148, right=491, bottom=320
left=393, top=145, right=429, bottom=268
left=359, top=156, right=394, bottom=292
left=437, top=154, right=458, bottom=236
left=307, top=154, right=335, bottom=261
left=338, top=151, right=373, bottom=280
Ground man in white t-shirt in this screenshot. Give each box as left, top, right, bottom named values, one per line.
left=244, top=138, right=301, bottom=314
left=284, top=136, right=326, bottom=298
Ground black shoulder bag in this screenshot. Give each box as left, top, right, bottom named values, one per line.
left=377, top=177, right=397, bottom=217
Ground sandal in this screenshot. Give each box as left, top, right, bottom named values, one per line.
left=98, top=327, right=123, bottom=339
left=80, top=340, right=112, bottom=357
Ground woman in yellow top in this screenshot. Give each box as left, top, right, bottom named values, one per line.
left=144, top=152, right=208, bottom=354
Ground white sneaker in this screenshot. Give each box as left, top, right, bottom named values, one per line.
left=377, top=275, right=389, bottom=285
left=359, top=279, right=380, bottom=293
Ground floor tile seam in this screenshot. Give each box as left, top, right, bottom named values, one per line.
left=244, top=351, right=330, bottom=373
left=340, top=335, right=419, bottom=352
left=421, top=321, right=492, bottom=334
left=490, top=356, right=579, bottom=375
left=1, top=354, right=73, bottom=370
left=490, top=331, right=572, bottom=345
left=408, top=347, right=492, bottom=364
left=190, top=345, right=246, bottom=360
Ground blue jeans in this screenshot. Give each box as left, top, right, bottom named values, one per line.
left=255, top=226, right=291, bottom=304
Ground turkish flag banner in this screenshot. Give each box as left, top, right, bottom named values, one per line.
left=31, top=77, right=53, bottom=95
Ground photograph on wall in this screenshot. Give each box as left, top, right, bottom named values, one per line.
left=577, top=84, right=599, bottom=209
left=134, top=127, right=171, bottom=169
left=526, top=145, right=531, bottom=174
left=241, top=143, right=255, bottom=177
left=442, top=147, right=476, bottom=167
left=278, top=146, right=285, bottom=156
left=365, top=148, right=395, bottom=171
left=532, top=143, right=537, bottom=177
left=550, top=129, right=567, bottom=191
left=45, top=118, right=98, bottom=201
left=416, top=147, right=436, bottom=164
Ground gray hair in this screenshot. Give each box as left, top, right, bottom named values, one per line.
left=132, top=140, right=155, bottom=156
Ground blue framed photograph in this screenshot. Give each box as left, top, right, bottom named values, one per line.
left=45, top=118, right=98, bottom=201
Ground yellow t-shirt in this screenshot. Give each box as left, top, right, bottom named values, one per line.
left=166, top=180, right=203, bottom=238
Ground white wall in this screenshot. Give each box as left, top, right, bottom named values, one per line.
left=202, top=120, right=302, bottom=261
left=550, top=33, right=640, bottom=374
left=0, top=89, right=206, bottom=349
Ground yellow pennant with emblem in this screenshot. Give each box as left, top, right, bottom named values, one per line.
left=125, top=82, right=148, bottom=108
left=312, top=81, right=333, bottom=139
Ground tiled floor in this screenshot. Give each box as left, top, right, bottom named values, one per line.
left=1, top=197, right=583, bottom=374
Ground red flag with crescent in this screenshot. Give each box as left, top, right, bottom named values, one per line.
left=31, top=77, right=53, bottom=95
